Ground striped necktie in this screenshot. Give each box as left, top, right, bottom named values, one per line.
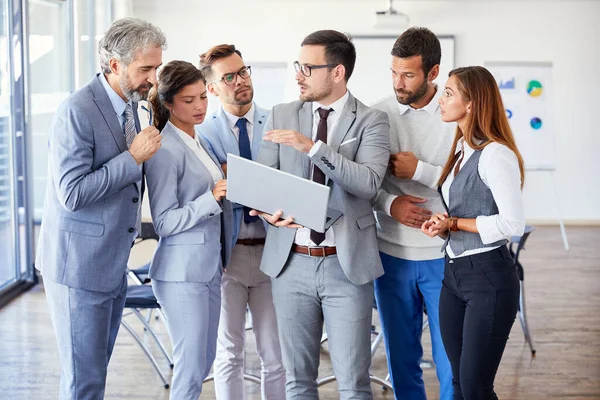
left=123, top=104, right=137, bottom=148
left=310, top=107, right=332, bottom=246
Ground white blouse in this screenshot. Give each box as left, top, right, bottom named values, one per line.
left=169, top=121, right=223, bottom=184
left=442, top=138, right=526, bottom=258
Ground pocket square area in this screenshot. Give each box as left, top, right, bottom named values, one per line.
left=340, top=137, right=357, bottom=146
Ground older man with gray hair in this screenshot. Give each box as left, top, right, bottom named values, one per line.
left=36, top=18, right=165, bottom=399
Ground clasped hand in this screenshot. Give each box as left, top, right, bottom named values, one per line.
left=421, top=212, right=451, bottom=238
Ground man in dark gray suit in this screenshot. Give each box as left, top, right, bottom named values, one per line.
left=36, top=18, right=165, bottom=399
left=251, top=30, right=390, bottom=399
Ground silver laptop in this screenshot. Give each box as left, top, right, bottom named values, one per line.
left=226, top=154, right=342, bottom=233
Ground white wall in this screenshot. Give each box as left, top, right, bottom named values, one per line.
left=130, top=0, right=600, bottom=223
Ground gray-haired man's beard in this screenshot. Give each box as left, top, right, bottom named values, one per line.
left=123, top=83, right=152, bottom=102
left=119, top=73, right=152, bottom=102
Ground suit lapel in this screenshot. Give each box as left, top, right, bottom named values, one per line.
left=215, top=107, right=239, bottom=157
left=168, top=124, right=225, bottom=180
left=299, top=102, right=313, bottom=179
left=198, top=135, right=225, bottom=178
left=90, top=74, right=128, bottom=153
left=329, top=93, right=357, bottom=152
left=251, top=104, right=267, bottom=160
left=168, top=125, right=206, bottom=170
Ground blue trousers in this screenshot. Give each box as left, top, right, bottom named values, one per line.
left=375, top=253, right=453, bottom=400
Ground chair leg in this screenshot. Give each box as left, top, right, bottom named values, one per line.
left=419, top=317, right=434, bottom=369
left=370, top=330, right=384, bottom=357
left=320, top=331, right=328, bottom=344
left=203, top=373, right=262, bottom=384
left=132, top=308, right=174, bottom=368
left=518, top=280, right=536, bottom=357
left=120, top=319, right=170, bottom=389
left=142, top=309, right=153, bottom=333
left=422, top=317, right=429, bottom=332
left=371, top=375, right=394, bottom=391
left=127, top=270, right=144, bottom=285
left=243, top=373, right=261, bottom=384
left=146, top=309, right=154, bottom=324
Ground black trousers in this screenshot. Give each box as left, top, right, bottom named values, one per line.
left=439, top=246, right=519, bottom=400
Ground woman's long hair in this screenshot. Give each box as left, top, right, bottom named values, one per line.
left=437, top=66, right=525, bottom=188
left=148, top=60, right=205, bottom=131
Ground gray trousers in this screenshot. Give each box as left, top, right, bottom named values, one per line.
left=271, top=252, right=374, bottom=400
left=44, top=274, right=127, bottom=400
left=215, top=244, right=285, bottom=400
left=152, top=268, right=222, bottom=400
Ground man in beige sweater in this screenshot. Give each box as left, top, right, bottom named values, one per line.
left=373, top=27, right=455, bottom=400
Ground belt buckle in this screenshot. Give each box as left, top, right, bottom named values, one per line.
left=307, top=246, right=326, bottom=257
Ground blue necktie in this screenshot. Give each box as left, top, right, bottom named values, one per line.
left=236, top=117, right=259, bottom=224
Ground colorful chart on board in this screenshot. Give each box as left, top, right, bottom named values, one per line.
left=527, top=80, right=543, bottom=97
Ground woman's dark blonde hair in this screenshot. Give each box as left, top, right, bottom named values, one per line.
left=437, top=66, right=525, bottom=188
left=148, top=60, right=205, bottom=131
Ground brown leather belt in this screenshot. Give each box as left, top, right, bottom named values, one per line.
left=292, top=244, right=337, bottom=257
left=236, top=238, right=265, bottom=246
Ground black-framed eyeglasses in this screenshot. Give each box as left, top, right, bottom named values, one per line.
left=212, top=66, right=252, bottom=86
left=294, top=61, right=337, bottom=77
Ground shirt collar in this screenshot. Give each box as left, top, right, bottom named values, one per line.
left=396, top=85, right=442, bottom=116
left=223, top=103, right=255, bottom=131
left=312, top=90, right=350, bottom=116
left=169, top=120, right=198, bottom=145
left=456, top=137, right=484, bottom=155
left=99, top=73, right=131, bottom=117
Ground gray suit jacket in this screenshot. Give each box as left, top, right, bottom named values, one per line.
left=145, top=122, right=233, bottom=283
left=36, top=74, right=143, bottom=292
left=257, top=92, right=391, bottom=285
left=196, top=103, right=269, bottom=243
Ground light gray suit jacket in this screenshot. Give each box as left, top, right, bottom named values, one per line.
left=145, top=122, right=234, bottom=283
left=36, top=74, right=143, bottom=292
left=196, top=103, right=269, bottom=243
left=257, top=92, right=391, bottom=285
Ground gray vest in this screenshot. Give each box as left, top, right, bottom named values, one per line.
left=438, top=148, right=507, bottom=256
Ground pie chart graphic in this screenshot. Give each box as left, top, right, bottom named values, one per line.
left=527, top=80, right=543, bottom=97
left=530, top=117, right=542, bottom=130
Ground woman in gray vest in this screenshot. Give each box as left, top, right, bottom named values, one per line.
left=421, top=66, right=525, bottom=400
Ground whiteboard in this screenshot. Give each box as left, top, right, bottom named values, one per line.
left=485, top=62, right=554, bottom=170
left=348, top=35, right=455, bottom=106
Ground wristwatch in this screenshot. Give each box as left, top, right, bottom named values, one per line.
left=450, top=217, right=459, bottom=232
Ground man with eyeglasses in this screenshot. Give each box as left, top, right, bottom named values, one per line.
left=250, top=30, right=390, bottom=399
left=197, top=44, right=285, bottom=400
